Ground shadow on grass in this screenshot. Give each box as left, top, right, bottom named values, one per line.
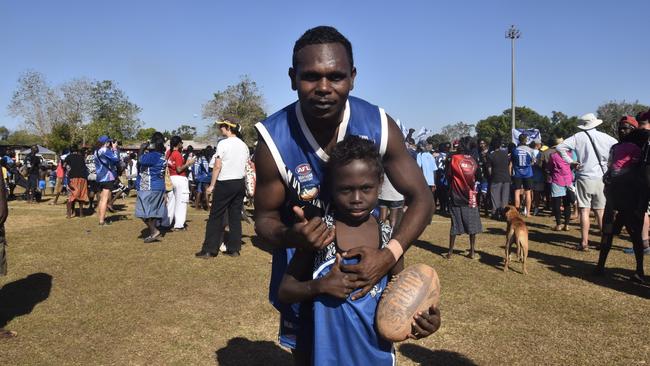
left=399, top=344, right=478, bottom=365
left=0, top=272, right=52, bottom=328
left=215, top=337, right=291, bottom=365
left=413, top=239, right=448, bottom=257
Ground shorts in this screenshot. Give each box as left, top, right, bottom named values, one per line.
left=512, top=177, right=533, bottom=190
left=377, top=199, right=405, bottom=209
left=576, top=178, right=606, bottom=209
left=450, top=205, right=483, bottom=235
left=550, top=183, right=567, bottom=198
left=38, top=180, right=46, bottom=190
left=98, top=180, right=116, bottom=191
left=533, top=182, right=545, bottom=192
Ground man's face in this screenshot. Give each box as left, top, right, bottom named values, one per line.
left=289, top=43, right=356, bottom=124
left=618, top=123, right=635, bottom=138
left=31, top=146, right=38, bottom=154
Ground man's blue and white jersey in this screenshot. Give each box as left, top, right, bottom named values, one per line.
left=512, top=145, right=535, bottom=178
left=255, top=96, right=388, bottom=347
left=311, top=214, right=395, bottom=366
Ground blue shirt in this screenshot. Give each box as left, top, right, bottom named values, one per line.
left=94, top=147, right=119, bottom=182
left=512, top=145, right=535, bottom=178
left=416, top=152, right=437, bottom=186
left=136, top=151, right=166, bottom=191
left=311, top=215, right=395, bottom=366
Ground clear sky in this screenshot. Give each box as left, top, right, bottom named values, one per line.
left=1, top=0, right=649, bottom=134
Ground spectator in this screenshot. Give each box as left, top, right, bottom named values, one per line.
left=416, top=141, right=437, bottom=213
left=444, top=136, right=482, bottom=259
left=475, top=138, right=490, bottom=215
left=135, top=134, right=167, bottom=243
left=162, top=136, right=195, bottom=231
left=434, top=142, right=451, bottom=214
left=595, top=116, right=649, bottom=283
left=126, top=153, right=138, bottom=191
left=94, top=135, right=120, bottom=226
left=378, top=175, right=404, bottom=229
left=546, top=137, right=573, bottom=231
left=556, top=113, right=617, bottom=250
left=195, top=119, right=249, bottom=258
left=0, top=158, right=13, bottom=338
left=63, top=145, right=89, bottom=218
left=84, top=148, right=98, bottom=211
left=50, top=150, right=68, bottom=205
left=192, top=150, right=211, bottom=210
left=23, top=145, right=42, bottom=203
left=511, top=134, right=536, bottom=217
left=529, top=141, right=545, bottom=216
left=486, top=137, right=511, bottom=220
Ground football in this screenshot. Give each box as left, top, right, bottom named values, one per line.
left=376, top=263, right=441, bottom=342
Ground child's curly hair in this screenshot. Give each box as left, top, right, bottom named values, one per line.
left=327, top=135, right=384, bottom=180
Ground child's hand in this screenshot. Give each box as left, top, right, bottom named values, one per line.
left=319, top=253, right=355, bottom=299
left=408, top=305, right=441, bottom=340
left=289, top=206, right=335, bottom=251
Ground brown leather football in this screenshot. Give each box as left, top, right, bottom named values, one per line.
left=376, top=263, right=441, bottom=342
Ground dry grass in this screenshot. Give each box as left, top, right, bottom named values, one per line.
left=0, top=195, right=648, bottom=365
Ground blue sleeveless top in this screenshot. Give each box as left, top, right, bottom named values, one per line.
left=311, top=215, right=395, bottom=366
left=255, top=96, right=388, bottom=343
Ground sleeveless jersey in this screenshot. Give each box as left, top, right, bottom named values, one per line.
left=255, top=96, right=388, bottom=347
left=311, top=215, right=395, bottom=366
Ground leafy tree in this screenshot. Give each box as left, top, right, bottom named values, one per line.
left=47, top=122, right=77, bottom=153
left=171, top=125, right=197, bottom=140
left=136, top=127, right=158, bottom=142
left=0, top=126, right=9, bottom=141
left=476, top=106, right=552, bottom=143
left=201, top=75, right=267, bottom=145
left=440, top=122, right=474, bottom=142
left=426, top=133, right=448, bottom=148
left=86, top=80, right=142, bottom=143
left=6, top=130, right=41, bottom=145
left=7, top=70, right=58, bottom=141
left=596, top=100, right=649, bottom=137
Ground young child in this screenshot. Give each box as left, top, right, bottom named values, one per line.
left=278, top=136, right=439, bottom=365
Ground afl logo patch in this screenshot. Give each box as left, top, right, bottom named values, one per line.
left=295, top=163, right=312, bottom=175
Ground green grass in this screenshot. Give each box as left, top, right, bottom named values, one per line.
left=0, top=195, right=648, bottom=365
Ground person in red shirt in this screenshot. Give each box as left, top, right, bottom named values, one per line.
left=444, top=136, right=483, bottom=259
left=162, top=136, right=195, bottom=230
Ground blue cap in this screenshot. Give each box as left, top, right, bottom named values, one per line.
left=98, top=135, right=112, bottom=144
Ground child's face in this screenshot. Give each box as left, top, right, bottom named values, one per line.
left=331, top=159, right=380, bottom=223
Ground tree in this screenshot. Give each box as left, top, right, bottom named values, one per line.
left=136, top=127, right=158, bottom=142
left=440, top=122, right=474, bottom=142
left=475, top=106, right=553, bottom=144
left=426, top=133, right=448, bottom=148
left=47, top=122, right=76, bottom=153
left=171, top=125, right=197, bottom=140
left=596, top=100, right=649, bottom=137
left=0, top=126, right=9, bottom=141
left=6, top=130, right=41, bottom=145
left=7, top=70, right=58, bottom=141
left=85, top=80, right=142, bottom=143
left=202, top=75, right=267, bottom=144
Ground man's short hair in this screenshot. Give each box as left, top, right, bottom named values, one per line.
left=293, top=26, right=353, bottom=69
left=518, top=134, right=528, bottom=144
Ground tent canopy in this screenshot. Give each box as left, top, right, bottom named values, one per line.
left=20, top=145, right=56, bottom=155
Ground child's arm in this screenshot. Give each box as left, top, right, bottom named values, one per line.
left=279, top=250, right=354, bottom=304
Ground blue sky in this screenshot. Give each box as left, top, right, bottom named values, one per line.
left=1, top=0, right=649, bottom=134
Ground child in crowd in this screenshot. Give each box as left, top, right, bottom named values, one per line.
left=278, top=136, right=440, bottom=366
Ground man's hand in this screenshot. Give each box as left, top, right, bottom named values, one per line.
left=431, top=185, right=436, bottom=193
left=408, top=306, right=441, bottom=340
left=340, top=246, right=395, bottom=300
left=206, top=185, right=214, bottom=195
left=286, top=206, right=335, bottom=251
left=318, top=254, right=357, bottom=299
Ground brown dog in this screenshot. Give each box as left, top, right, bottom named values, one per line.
left=503, top=205, right=529, bottom=274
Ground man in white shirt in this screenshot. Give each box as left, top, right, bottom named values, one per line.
left=556, top=113, right=617, bottom=251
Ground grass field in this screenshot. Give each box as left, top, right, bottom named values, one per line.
left=0, top=194, right=648, bottom=365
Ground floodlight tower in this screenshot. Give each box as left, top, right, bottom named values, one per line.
left=506, top=25, right=521, bottom=131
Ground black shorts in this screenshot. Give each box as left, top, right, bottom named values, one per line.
left=98, top=180, right=116, bottom=190
left=512, top=177, right=533, bottom=190
left=378, top=199, right=405, bottom=209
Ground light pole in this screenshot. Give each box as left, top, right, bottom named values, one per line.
left=506, top=25, right=521, bottom=131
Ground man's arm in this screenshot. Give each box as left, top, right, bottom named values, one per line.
left=341, top=115, right=433, bottom=299
left=253, top=138, right=334, bottom=250
left=205, top=158, right=221, bottom=195
left=556, top=135, right=577, bottom=164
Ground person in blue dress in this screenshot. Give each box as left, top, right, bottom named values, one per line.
left=278, top=136, right=439, bottom=365
left=135, top=132, right=167, bottom=243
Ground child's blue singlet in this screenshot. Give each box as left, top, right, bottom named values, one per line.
left=255, top=96, right=388, bottom=348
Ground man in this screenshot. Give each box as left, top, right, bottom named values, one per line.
left=94, top=135, right=120, bottom=226
left=416, top=141, right=437, bottom=213
left=23, top=145, right=42, bottom=203
left=0, top=156, right=14, bottom=338
left=63, top=145, right=89, bottom=218
left=435, top=142, right=451, bottom=214
left=511, top=133, right=535, bottom=217
left=486, top=137, right=511, bottom=220
left=253, top=26, right=438, bottom=362
left=557, top=113, right=617, bottom=251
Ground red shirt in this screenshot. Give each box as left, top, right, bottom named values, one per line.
left=167, top=150, right=186, bottom=177
left=448, top=154, right=478, bottom=208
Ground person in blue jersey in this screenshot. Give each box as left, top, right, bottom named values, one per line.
left=278, top=137, right=440, bottom=366
left=135, top=132, right=167, bottom=243
left=94, top=135, right=120, bottom=226
left=511, top=133, right=536, bottom=217
left=253, top=26, right=437, bottom=363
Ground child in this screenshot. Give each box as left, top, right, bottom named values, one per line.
left=278, top=136, right=439, bottom=365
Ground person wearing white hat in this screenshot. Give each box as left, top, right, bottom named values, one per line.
left=556, top=113, right=617, bottom=251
